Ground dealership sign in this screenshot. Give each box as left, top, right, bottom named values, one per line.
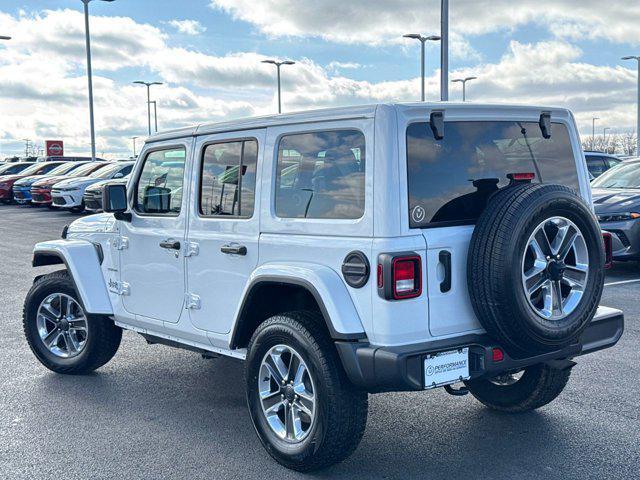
left=45, top=140, right=64, bottom=156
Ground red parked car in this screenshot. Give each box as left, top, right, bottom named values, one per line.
left=30, top=162, right=109, bottom=206
left=0, top=162, right=66, bottom=203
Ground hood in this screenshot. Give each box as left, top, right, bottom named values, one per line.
left=0, top=173, right=30, bottom=185
left=54, top=176, right=101, bottom=189
left=31, top=175, right=71, bottom=188
left=67, top=213, right=117, bottom=234
left=592, top=188, right=640, bottom=213
left=85, top=177, right=128, bottom=193
left=14, top=175, right=44, bottom=187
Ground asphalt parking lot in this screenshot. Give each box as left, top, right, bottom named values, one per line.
left=1, top=204, right=639, bottom=480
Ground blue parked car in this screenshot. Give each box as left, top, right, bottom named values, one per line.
left=13, top=162, right=90, bottom=204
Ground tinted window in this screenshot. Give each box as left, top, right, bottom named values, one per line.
left=135, top=148, right=186, bottom=215
left=586, top=155, right=607, bottom=177
left=199, top=140, right=257, bottom=217
left=407, top=121, right=579, bottom=227
left=275, top=130, right=365, bottom=219
left=604, top=156, right=621, bottom=169
left=0, top=163, right=31, bottom=175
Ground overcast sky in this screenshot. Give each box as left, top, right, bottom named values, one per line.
left=0, top=0, right=639, bottom=158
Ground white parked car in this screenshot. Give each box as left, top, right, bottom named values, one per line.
left=23, top=103, right=623, bottom=471
left=51, top=161, right=134, bottom=212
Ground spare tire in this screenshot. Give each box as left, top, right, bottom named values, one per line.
left=468, top=183, right=604, bottom=357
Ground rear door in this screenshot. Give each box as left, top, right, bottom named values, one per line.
left=185, top=129, right=264, bottom=335
left=405, top=117, right=581, bottom=337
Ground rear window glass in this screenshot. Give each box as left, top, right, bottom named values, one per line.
left=406, top=121, right=579, bottom=228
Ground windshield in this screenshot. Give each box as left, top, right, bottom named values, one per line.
left=18, top=162, right=62, bottom=176
left=591, top=162, right=640, bottom=189
left=90, top=163, right=123, bottom=179
left=47, top=162, right=85, bottom=176
left=406, top=121, right=579, bottom=227
left=68, top=162, right=105, bottom=177
left=0, top=163, right=31, bottom=175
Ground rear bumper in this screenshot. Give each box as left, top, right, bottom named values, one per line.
left=336, top=306, right=624, bottom=393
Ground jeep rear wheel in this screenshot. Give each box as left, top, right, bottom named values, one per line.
left=464, top=363, right=572, bottom=412
left=245, top=311, right=368, bottom=472
left=23, top=271, right=122, bottom=374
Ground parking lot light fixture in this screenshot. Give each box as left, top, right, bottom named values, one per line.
left=133, top=81, right=163, bottom=135
left=261, top=59, right=295, bottom=114
left=81, top=0, right=115, bottom=163
left=451, top=76, right=477, bottom=102
left=403, top=34, right=441, bottom=102
left=0, top=36, right=11, bottom=40
left=622, top=56, right=640, bottom=156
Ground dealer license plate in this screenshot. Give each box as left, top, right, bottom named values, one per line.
left=423, top=348, right=470, bottom=389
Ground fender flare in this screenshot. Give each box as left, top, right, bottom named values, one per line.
left=230, top=263, right=367, bottom=348
left=32, top=239, right=113, bottom=315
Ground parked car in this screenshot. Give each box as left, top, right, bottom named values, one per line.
left=13, top=161, right=92, bottom=205
left=23, top=104, right=622, bottom=471
left=592, top=159, right=640, bottom=262
left=3, top=156, right=20, bottom=163
left=0, top=162, right=34, bottom=178
left=30, top=162, right=109, bottom=207
left=36, top=155, right=104, bottom=163
left=0, top=161, right=66, bottom=204
left=51, top=161, right=134, bottom=212
left=83, top=176, right=129, bottom=212
left=584, top=151, right=622, bottom=178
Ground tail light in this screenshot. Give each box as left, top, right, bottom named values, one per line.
left=602, top=231, right=613, bottom=269
left=378, top=253, right=422, bottom=300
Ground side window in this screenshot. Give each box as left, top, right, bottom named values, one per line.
left=199, top=139, right=258, bottom=217
left=120, top=164, right=133, bottom=176
left=134, top=147, right=186, bottom=215
left=586, top=155, right=606, bottom=177
left=275, top=130, right=365, bottom=219
left=605, top=157, right=621, bottom=169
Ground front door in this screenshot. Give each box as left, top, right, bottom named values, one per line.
left=120, top=142, right=191, bottom=323
left=185, top=129, right=265, bottom=334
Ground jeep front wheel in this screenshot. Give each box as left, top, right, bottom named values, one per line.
left=245, top=311, right=368, bottom=471
left=23, top=270, right=122, bottom=374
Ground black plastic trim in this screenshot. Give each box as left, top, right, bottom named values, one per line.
left=341, top=251, right=370, bottom=289
left=336, top=310, right=624, bottom=393
left=230, top=275, right=367, bottom=349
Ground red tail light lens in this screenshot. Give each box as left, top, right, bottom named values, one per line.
left=492, top=347, right=504, bottom=362
left=377, top=264, right=384, bottom=288
left=602, top=231, right=613, bottom=269
left=392, top=256, right=421, bottom=299
left=507, top=172, right=535, bottom=181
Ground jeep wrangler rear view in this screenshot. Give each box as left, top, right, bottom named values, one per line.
left=23, top=103, right=623, bottom=471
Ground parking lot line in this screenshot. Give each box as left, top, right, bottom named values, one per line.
left=604, top=278, right=640, bottom=287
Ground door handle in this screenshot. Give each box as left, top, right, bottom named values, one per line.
left=221, top=244, right=247, bottom=256
left=439, top=250, right=452, bottom=293
left=159, top=240, right=181, bottom=250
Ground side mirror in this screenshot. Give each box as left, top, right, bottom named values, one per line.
left=103, top=183, right=128, bottom=214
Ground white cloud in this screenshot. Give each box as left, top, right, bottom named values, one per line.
left=210, top=0, right=640, bottom=46
left=167, top=19, right=206, bottom=36
left=0, top=8, right=638, bottom=157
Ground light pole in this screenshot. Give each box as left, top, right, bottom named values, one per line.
left=261, top=59, right=295, bottom=114
left=82, top=0, right=114, bottom=163
left=133, top=81, right=163, bottom=135
left=603, top=127, right=611, bottom=142
left=592, top=117, right=599, bottom=148
left=622, top=56, right=640, bottom=156
left=403, top=34, right=441, bottom=101
left=451, top=76, right=477, bottom=101
left=131, top=136, right=139, bottom=157
left=441, top=0, right=449, bottom=101
left=150, top=100, right=158, bottom=132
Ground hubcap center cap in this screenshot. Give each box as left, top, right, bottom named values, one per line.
left=284, top=385, right=295, bottom=403
left=59, top=319, right=70, bottom=331
left=547, top=260, right=566, bottom=281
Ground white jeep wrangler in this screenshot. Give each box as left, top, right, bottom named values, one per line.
left=23, top=103, right=623, bottom=471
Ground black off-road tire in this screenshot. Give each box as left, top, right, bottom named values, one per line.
left=468, top=183, right=605, bottom=356
left=245, top=311, right=368, bottom=472
left=23, top=270, right=122, bottom=374
left=465, top=364, right=572, bottom=412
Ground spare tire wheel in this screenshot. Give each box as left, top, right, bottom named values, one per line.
left=468, top=183, right=605, bottom=356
